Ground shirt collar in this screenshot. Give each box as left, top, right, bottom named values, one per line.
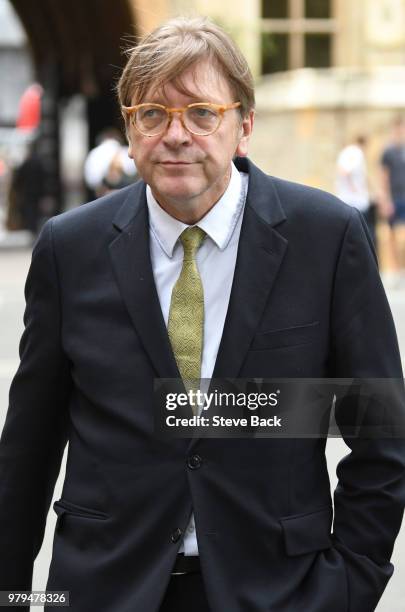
left=146, top=161, right=245, bottom=258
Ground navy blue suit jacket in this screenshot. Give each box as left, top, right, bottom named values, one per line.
left=0, top=157, right=404, bottom=611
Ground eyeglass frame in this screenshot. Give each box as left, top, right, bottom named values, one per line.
left=121, top=101, right=242, bottom=137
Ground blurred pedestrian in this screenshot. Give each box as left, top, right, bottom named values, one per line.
left=84, top=127, right=137, bottom=198
left=380, top=116, right=405, bottom=275
left=336, top=135, right=376, bottom=243
left=6, top=139, right=45, bottom=235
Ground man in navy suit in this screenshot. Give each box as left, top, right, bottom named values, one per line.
left=1, top=16, right=404, bottom=612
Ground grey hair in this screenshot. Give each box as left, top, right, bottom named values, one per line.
left=117, top=16, right=255, bottom=129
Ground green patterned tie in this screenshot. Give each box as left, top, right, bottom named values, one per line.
left=168, top=227, right=206, bottom=412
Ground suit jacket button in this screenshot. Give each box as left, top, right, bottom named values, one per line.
left=187, top=454, right=202, bottom=469
left=171, top=527, right=183, bottom=543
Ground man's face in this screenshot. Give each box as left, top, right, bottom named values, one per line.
left=127, top=60, right=254, bottom=221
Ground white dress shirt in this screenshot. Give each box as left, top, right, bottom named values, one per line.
left=146, top=161, right=249, bottom=555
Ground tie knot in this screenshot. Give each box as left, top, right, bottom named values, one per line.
left=180, top=226, right=206, bottom=257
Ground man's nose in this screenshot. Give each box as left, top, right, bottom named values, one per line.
left=162, top=112, right=191, bottom=145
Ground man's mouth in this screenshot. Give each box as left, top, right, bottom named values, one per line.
left=159, top=161, right=195, bottom=165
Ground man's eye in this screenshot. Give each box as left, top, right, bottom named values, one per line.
left=193, top=107, right=215, bottom=117
left=143, top=109, right=159, bottom=118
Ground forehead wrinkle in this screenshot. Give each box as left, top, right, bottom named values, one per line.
left=145, top=62, right=230, bottom=106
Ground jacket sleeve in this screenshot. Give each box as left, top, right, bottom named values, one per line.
left=330, top=207, right=405, bottom=611
left=0, top=218, right=71, bottom=595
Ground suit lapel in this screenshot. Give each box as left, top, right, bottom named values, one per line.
left=212, top=158, right=288, bottom=379
left=109, top=182, right=180, bottom=379
left=187, top=159, right=288, bottom=451
left=212, top=213, right=288, bottom=380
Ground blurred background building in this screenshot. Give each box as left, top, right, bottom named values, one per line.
left=1, top=0, right=405, bottom=265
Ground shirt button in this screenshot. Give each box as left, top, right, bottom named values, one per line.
left=187, top=454, right=202, bottom=469
left=171, top=527, right=183, bottom=543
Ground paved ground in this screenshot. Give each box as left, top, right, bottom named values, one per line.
left=0, top=247, right=404, bottom=611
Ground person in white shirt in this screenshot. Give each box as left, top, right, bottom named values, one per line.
left=83, top=127, right=137, bottom=198
left=335, top=135, right=375, bottom=242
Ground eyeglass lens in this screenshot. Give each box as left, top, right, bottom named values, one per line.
left=135, top=105, right=220, bottom=135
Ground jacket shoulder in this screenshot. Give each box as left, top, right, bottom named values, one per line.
left=269, top=175, right=352, bottom=225
left=50, top=181, right=142, bottom=236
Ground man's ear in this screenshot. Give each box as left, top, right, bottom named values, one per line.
left=127, top=130, right=135, bottom=159
left=235, top=110, right=255, bottom=158
left=122, top=115, right=133, bottom=158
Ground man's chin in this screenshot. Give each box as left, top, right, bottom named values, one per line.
left=153, top=180, right=203, bottom=204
